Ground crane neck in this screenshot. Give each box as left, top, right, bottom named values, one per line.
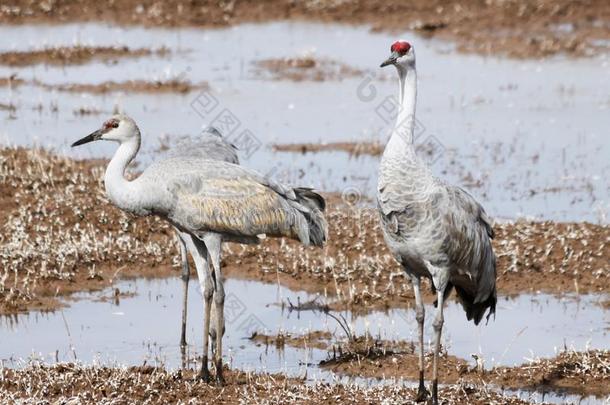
left=103, top=132, right=143, bottom=213
left=383, top=64, right=418, bottom=160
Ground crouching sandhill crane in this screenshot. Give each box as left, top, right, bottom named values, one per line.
left=166, top=127, right=240, bottom=350
left=377, top=41, right=497, bottom=404
left=71, top=114, right=328, bottom=384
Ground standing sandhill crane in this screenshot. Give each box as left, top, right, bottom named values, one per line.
left=377, top=41, right=497, bottom=404
left=166, top=127, right=240, bottom=350
left=71, top=114, right=327, bottom=384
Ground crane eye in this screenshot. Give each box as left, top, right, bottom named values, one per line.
left=112, top=122, right=119, bottom=128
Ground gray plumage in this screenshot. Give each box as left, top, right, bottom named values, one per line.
left=71, top=114, right=327, bottom=384
left=377, top=41, right=496, bottom=404
left=378, top=162, right=497, bottom=323
left=168, top=126, right=240, bottom=350
left=167, top=126, right=239, bottom=164
left=140, top=157, right=327, bottom=246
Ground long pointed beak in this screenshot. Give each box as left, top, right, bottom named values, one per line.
left=380, top=51, right=400, bottom=68
left=71, top=129, right=103, bottom=147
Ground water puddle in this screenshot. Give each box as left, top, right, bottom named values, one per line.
left=504, top=388, right=607, bottom=405
left=0, top=22, right=607, bottom=223
left=0, top=277, right=607, bottom=403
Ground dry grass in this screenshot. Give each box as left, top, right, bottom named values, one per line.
left=320, top=343, right=610, bottom=398
left=0, top=147, right=176, bottom=314
left=253, top=57, right=365, bottom=82
left=0, top=0, right=608, bottom=59
left=0, top=76, right=206, bottom=94
left=250, top=330, right=332, bottom=350
left=0, top=147, right=608, bottom=315
left=35, top=79, right=207, bottom=94
left=0, top=363, right=538, bottom=404
left=0, top=45, right=169, bottom=67
left=492, top=349, right=610, bottom=397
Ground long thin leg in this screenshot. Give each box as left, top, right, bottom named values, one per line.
left=410, top=275, right=429, bottom=402
left=186, top=236, right=213, bottom=382
left=204, top=233, right=225, bottom=385
left=431, top=288, right=446, bottom=405
left=177, top=232, right=190, bottom=349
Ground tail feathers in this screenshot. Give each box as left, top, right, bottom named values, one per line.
left=453, top=283, right=497, bottom=326
left=294, top=187, right=326, bottom=211
left=293, top=188, right=328, bottom=247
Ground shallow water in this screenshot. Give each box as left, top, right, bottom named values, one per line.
left=0, top=277, right=607, bottom=403
left=504, top=388, right=608, bottom=405
left=0, top=22, right=608, bottom=223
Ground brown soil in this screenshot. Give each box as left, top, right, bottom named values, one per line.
left=0, top=147, right=608, bottom=316
left=0, top=147, right=178, bottom=315
left=0, top=75, right=206, bottom=94
left=491, top=349, right=610, bottom=397
left=253, top=57, right=365, bottom=81
left=0, top=75, right=25, bottom=88
left=322, top=348, right=472, bottom=385
left=36, top=78, right=207, bottom=94
left=0, top=45, right=168, bottom=67
left=1, top=1, right=609, bottom=59
left=323, top=345, right=610, bottom=398
left=250, top=330, right=332, bottom=350
left=272, top=140, right=475, bottom=158
left=273, top=141, right=384, bottom=157
left=0, top=363, right=540, bottom=404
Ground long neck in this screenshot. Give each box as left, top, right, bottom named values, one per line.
left=104, top=135, right=141, bottom=212
left=383, top=64, right=417, bottom=159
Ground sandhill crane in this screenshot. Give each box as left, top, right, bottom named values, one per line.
left=377, top=41, right=497, bottom=404
left=71, top=114, right=327, bottom=384
left=167, top=127, right=240, bottom=350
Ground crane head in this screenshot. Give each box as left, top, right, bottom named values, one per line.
left=72, top=114, right=139, bottom=147
left=380, top=40, right=415, bottom=68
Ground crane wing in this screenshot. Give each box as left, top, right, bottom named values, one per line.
left=151, top=159, right=322, bottom=245
left=439, top=185, right=496, bottom=323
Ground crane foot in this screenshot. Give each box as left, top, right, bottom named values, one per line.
left=415, top=386, right=429, bottom=402
left=215, top=360, right=226, bottom=386
left=197, top=357, right=211, bottom=383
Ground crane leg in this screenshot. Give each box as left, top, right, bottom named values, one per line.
left=177, top=233, right=190, bottom=350
left=204, top=233, right=226, bottom=386
left=189, top=236, right=213, bottom=383
left=410, top=275, right=429, bottom=402
left=431, top=288, right=445, bottom=405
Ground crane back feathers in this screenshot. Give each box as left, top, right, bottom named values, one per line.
left=154, top=160, right=327, bottom=247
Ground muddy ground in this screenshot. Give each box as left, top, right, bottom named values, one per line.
left=0, top=147, right=608, bottom=317
left=251, top=330, right=333, bottom=351
left=247, top=329, right=609, bottom=398
left=1, top=0, right=609, bottom=59
left=0, top=75, right=207, bottom=94
left=273, top=141, right=385, bottom=156
left=253, top=57, right=365, bottom=82
left=320, top=335, right=609, bottom=398
left=0, top=364, right=545, bottom=405
left=0, top=45, right=169, bottom=67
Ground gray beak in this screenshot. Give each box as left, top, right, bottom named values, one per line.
left=71, top=129, right=103, bottom=147
left=380, top=51, right=400, bottom=68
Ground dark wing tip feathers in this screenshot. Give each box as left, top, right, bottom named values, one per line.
left=294, top=187, right=326, bottom=212
left=293, top=188, right=327, bottom=247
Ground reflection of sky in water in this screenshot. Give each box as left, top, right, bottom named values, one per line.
left=0, top=22, right=608, bottom=222
left=1, top=279, right=607, bottom=374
